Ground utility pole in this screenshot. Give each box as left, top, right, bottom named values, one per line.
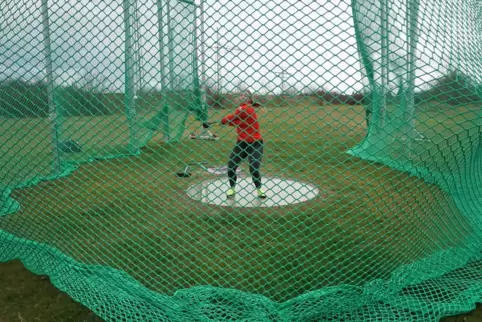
left=213, top=26, right=242, bottom=91
left=274, top=68, right=290, bottom=94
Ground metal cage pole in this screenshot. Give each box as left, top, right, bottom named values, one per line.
left=199, top=0, right=206, bottom=101
left=405, top=0, right=420, bottom=149
left=156, top=0, right=171, bottom=142
left=167, top=0, right=175, bottom=88
left=41, top=0, right=61, bottom=175
left=216, top=26, right=221, bottom=91
left=133, top=0, right=143, bottom=93
left=123, top=0, right=139, bottom=153
left=379, top=0, right=389, bottom=128
left=191, top=2, right=204, bottom=116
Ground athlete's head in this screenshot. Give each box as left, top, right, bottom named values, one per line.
left=239, top=90, right=253, bottom=104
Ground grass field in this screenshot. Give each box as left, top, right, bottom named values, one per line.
left=0, top=101, right=479, bottom=320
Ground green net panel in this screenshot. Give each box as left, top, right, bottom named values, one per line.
left=1, top=0, right=482, bottom=321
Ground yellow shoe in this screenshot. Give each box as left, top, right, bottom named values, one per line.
left=257, top=189, right=266, bottom=199
left=226, top=188, right=236, bottom=198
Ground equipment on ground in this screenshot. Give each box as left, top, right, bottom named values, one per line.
left=189, top=121, right=220, bottom=141
left=175, top=162, right=209, bottom=178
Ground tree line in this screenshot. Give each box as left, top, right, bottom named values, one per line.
left=2, top=71, right=481, bottom=118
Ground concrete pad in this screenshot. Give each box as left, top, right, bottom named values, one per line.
left=186, top=177, right=319, bottom=208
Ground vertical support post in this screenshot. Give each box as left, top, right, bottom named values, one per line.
left=406, top=0, right=420, bottom=149
left=379, top=0, right=389, bottom=128
left=192, top=5, right=199, bottom=84
left=157, top=0, right=170, bottom=142
left=167, top=0, right=175, bottom=88
left=192, top=3, right=205, bottom=121
left=478, top=1, right=482, bottom=35
left=41, top=0, right=61, bottom=175
left=216, top=26, right=221, bottom=91
left=199, top=0, right=206, bottom=101
left=123, top=0, right=139, bottom=153
left=275, top=69, right=289, bottom=94
left=133, top=0, right=143, bottom=92
left=350, top=0, right=379, bottom=141
left=448, top=2, right=455, bottom=72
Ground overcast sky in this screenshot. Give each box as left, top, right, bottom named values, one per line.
left=0, top=0, right=479, bottom=94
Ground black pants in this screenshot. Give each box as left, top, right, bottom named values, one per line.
left=228, top=140, right=264, bottom=189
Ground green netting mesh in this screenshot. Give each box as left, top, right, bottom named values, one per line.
left=1, top=0, right=482, bottom=321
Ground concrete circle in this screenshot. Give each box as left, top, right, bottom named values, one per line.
left=186, top=177, right=319, bottom=208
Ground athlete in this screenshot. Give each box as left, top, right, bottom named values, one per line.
left=220, top=90, right=266, bottom=199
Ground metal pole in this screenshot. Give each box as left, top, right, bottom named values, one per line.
left=448, top=2, right=454, bottom=72
left=133, top=0, right=143, bottom=92
left=191, top=3, right=206, bottom=123
left=379, top=0, right=389, bottom=128
left=274, top=69, right=290, bottom=94
left=478, top=1, right=482, bottom=36
left=406, top=0, right=420, bottom=149
left=211, top=36, right=242, bottom=95
left=123, top=0, right=138, bottom=153
left=192, top=6, right=200, bottom=90
left=167, top=0, right=175, bottom=89
left=41, top=0, right=61, bottom=175
left=157, top=0, right=165, bottom=86
left=156, top=0, right=170, bottom=142
left=216, top=26, right=220, bottom=91
left=199, top=0, right=206, bottom=96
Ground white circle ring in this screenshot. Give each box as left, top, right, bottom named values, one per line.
left=186, top=177, right=320, bottom=208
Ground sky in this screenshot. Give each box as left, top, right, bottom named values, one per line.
left=0, top=0, right=480, bottom=95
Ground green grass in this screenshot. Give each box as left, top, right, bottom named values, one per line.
left=0, top=102, right=473, bottom=306
left=0, top=101, right=479, bottom=322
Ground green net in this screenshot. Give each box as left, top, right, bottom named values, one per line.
left=1, top=0, right=482, bottom=321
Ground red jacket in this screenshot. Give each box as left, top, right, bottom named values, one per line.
left=221, top=103, right=262, bottom=142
